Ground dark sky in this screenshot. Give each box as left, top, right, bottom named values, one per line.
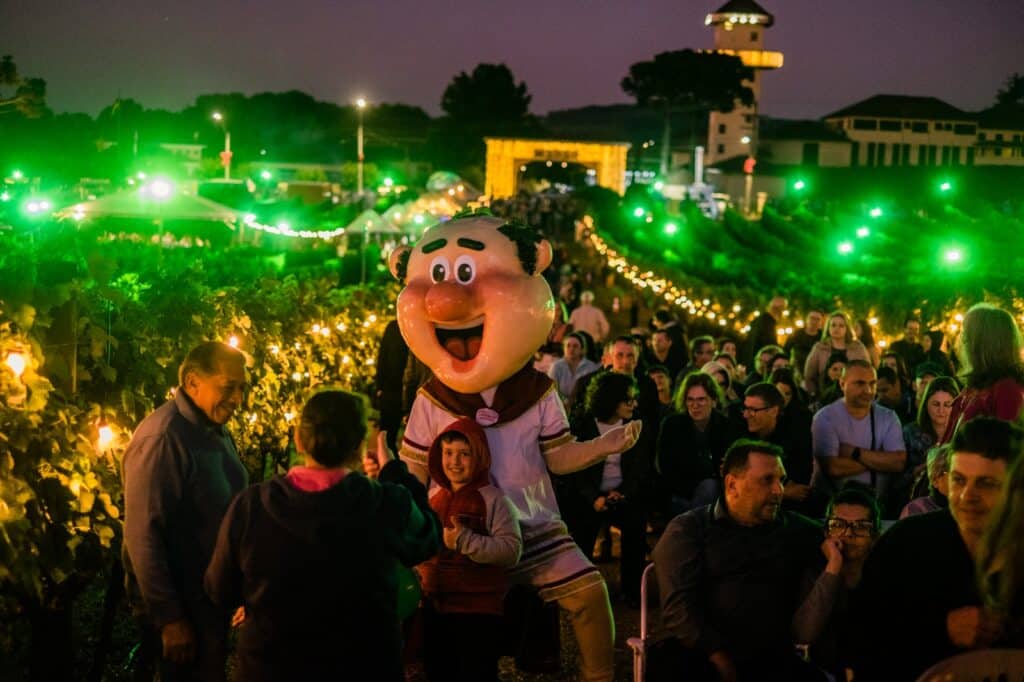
left=3, top=0, right=1022, bottom=119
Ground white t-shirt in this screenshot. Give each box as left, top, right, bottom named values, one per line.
left=597, top=419, right=624, bottom=492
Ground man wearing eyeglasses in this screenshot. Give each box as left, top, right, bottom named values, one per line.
left=852, top=417, right=1021, bottom=681
left=810, top=360, right=906, bottom=507
left=742, top=383, right=817, bottom=516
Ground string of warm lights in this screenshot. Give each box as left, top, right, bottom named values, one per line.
left=585, top=219, right=1004, bottom=350
left=586, top=221, right=766, bottom=336
left=241, top=214, right=348, bottom=240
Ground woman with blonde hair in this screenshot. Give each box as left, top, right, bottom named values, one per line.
left=803, top=311, right=870, bottom=397
left=940, top=302, right=1024, bottom=443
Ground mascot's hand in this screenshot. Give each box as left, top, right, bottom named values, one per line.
left=598, top=419, right=642, bottom=455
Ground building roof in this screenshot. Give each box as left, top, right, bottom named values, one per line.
left=823, top=95, right=973, bottom=121
left=976, top=104, right=1024, bottom=131
left=58, top=189, right=240, bottom=223
left=759, top=117, right=849, bottom=142
left=707, top=0, right=774, bottom=26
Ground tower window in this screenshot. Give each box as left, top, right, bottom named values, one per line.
left=750, top=31, right=759, bottom=41
left=718, top=124, right=727, bottom=134
left=717, top=144, right=725, bottom=154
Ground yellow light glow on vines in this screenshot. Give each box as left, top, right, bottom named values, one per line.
left=319, top=327, right=330, bottom=337
left=5, top=351, right=27, bottom=378
left=954, top=313, right=964, bottom=322
left=269, top=344, right=279, bottom=355
left=342, top=355, right=352, bottom=365
left=97, top=424, right=115, bottom=449
left=291, top=372, right=302, bottom=382
left=228, top=335, right=240, bottom=348
left=284, top=411, right=296, bottom=422
left=869, top=317, right=878, bottom=326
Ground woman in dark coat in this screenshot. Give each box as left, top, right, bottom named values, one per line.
left=558, top=371, right=653, bottom=604
left=656, top=371, right=740, bottom=515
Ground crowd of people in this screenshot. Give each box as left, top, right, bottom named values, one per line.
left=117, top=205, right=1024, bottom=682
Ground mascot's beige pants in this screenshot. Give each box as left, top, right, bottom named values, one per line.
left=558, top=580, right=615, bottom=682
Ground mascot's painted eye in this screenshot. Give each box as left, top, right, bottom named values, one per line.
left=430, top=256, right=451, bottom=283
left=454, top=255, right=476, bottom=284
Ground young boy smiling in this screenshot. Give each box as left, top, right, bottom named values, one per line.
left=417, top=418, right=522, bottom=681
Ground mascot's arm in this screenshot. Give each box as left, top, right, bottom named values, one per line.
left=543, top=420, right=642, bottom=475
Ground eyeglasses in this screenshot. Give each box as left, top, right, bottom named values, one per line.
left=826, top=518, right=876, bottom=537
left=742, top=404, right=772, bottom=414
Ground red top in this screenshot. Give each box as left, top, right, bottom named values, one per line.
left=940, top=376, right=1024, bottom=443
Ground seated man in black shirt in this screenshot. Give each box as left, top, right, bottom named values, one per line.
left=853, top=417, right=1022, bottom=681
left=652, top=440, right=832, bottom=682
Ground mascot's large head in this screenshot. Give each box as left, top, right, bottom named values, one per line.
left=389, top=211, right=554, bottom=394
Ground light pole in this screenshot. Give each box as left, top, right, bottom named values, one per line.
left=212, top=111, right=231, bottom=180
left=355, top=97, right=367, bottom=196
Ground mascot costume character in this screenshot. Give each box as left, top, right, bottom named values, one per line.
left=390, top=210, right=640, bottom=682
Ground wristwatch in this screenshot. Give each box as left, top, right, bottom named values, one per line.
left=851, top=447, right=862, bottom=462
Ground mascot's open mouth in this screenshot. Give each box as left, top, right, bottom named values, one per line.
left=435, top=318, right=484, bottom=362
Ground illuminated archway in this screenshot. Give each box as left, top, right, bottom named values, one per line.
left=484, top=138, right=631, bottom=199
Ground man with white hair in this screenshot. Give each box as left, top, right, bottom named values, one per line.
left=569, top=290, right=610, bottom=344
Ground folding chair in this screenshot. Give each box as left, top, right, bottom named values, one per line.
left=627, top=563, right=657, bottom=682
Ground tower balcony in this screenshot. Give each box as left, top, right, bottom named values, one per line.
left=700, top=48, right=784, bottom=70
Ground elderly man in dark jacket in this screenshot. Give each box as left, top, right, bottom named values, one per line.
left=122, top=341, right=248, bottom=681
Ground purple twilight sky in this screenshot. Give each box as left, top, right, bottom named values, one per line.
left=3, top=0, right=1023, bottom=119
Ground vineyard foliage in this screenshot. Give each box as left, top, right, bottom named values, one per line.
left=0, top=223, right=394, bottom=634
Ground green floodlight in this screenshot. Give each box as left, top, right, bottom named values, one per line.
left=0, top=191, right=10, bottom=202
left=632, top=206, right=646, bottom=218
left=139, top=178, right=173, bottom=200
left=939, top=181, right=952, bottom=193
left=653, top=181, right=665, bottom=192
left=664, top=222, right=678, bottom=235
left=793, top=179, right=806, bottom=191
left=23, top=198, right=52, bottom=215
left=413, top=214, right=425, bottom=225
left=383, top=177, right=394, bottom=187
left=260, top=170, right=273, bottom=181
left=944, top=248, right=963, bottom=264
left=869, top=207, right=883, bottom=218
left=856, top=226, right=870, bottom=238
left=837, top=241, right=854, bottom=255
left=11, top=170, right=24, bottom=180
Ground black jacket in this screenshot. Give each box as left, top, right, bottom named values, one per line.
left=657, top=410, right=739, bottom=498
left=204, top=461, right=440, bottom=682
left=853, top=509, right=979, bottom=681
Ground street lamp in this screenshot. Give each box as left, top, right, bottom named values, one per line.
left=212, top=111, right=231, bottom=180
left=355, top=97, right=367, bottom=196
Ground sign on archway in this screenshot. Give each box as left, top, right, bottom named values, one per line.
left=484, top=138, right=631, bottom=199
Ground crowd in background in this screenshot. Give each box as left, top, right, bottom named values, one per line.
left=116, top=192, right=1024, bottom=681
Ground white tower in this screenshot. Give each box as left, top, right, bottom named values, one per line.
left=704, top=0, right=783, bottom=166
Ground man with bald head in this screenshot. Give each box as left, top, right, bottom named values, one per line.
left=123, top=341, right=249, bottom=681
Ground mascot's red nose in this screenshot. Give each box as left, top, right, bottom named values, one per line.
left=425, top=281, right=475, bottom=322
